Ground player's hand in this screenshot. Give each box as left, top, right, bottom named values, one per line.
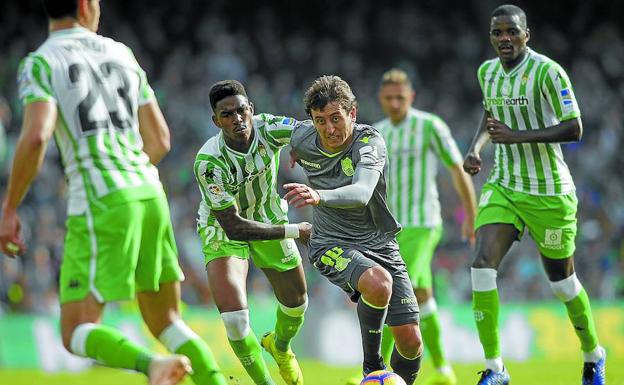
left=283, top=183, right=321, bottom=208
left=297, top=222, right=312, bottom=244
left=0, top=208, right=26, bottom=258
left=463, top=152, right=482, bottom=176
left=461, top=218, right=476, bottom=247
left=288, top=148, right=299, bottom=169
left=486, top=117, right=518, bottom=144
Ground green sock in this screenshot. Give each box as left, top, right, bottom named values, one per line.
left=421, top=311, right=447, bottom=368
left=472, top=289, right=500, bottom=359
left=175, top=338, right=227, bottom=385
left=83, top=324, right=152, bottom=374
left=380, top=324, right=394, bottom=364
left=564, top=288, right=599, bottom=352
left=274, top=305, right=305, bottom=352
left=229, top=332, right=275, bottom=385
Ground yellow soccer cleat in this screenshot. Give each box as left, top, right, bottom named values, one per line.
left=422, top=369, right=457, bottom=385
left=261, top=331, right=304, bottom=385
left=344, top=373, right=363, bottom=385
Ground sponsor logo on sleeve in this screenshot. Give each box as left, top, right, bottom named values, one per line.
left=560, top=88, right=575, bottom=114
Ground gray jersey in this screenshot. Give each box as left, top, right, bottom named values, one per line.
left=290, top=122, right=401, bottom=253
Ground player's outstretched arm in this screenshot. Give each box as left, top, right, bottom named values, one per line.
left=0, top=101, right=57, bottom=257
left=463, top=110, right=490, bottom=176
left=486, top=116, right=582, bottom=145
left=213, top=205, right=311, bottom=242
left=138, top=101, right=170, bottom=165
left=284, top=167, right=380, bottom=209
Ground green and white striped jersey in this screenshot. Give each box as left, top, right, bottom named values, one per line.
left=17, top=27, right=161, bottom=215
left=194, top=114, right=297, bottom=229
left=478, top=48, right=580, bottom=195
left=375, top=108, right=463, bottom=228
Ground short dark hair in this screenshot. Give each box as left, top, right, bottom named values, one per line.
left=303, top=75, right=356, bottom=116
left=209, top=80, right=248, bottom=111
left=42, top=0, right=79, bottom=19
left=491, top=4, right=528, bottom=29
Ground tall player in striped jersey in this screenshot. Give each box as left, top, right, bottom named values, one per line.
left=373, top=69, right=477, bottom=385
left=0, top=1, right=230, bottom=384
left=463, top=5, right=606, bottom=385
left=193, top=80, right=309, bottom=385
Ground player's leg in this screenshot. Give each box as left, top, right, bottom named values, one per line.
left=383, top=254, right=423, bottom=385
left=471, top=184, right=521, bottom=383
left=60, top=201, right=189, bottom=385
left=253, top=238, right=307, bottom=385
left=207, top=256, right=275, bottom=385
left=136, top=197, right=226, bottom=385
left=525, top=192, right=605, bottom=384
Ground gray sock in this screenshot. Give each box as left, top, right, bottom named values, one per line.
left=357, top=298, right=388, bottom=373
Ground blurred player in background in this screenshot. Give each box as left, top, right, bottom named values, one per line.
left=0, top=1, right=228, bottom=384
left=285, top=75, right=423, bottom=385
left=463, top=4, right=606, bottom=385
left=373, top=68, right=477, bottom=385
left=193, top=80, right=310, bottom=385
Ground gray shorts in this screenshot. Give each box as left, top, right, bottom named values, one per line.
left=310, top=241, right=419, bottom=326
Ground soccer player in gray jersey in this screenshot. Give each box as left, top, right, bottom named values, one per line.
left=284, top=76, right=423, bottom=385
left=464, top=5, right=606, bottom=385
left=0, top=1, right=229, bottom=385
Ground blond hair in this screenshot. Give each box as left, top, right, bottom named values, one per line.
left=380, top=68, right=412, bottom=89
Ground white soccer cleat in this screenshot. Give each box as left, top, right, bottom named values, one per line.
left=148, top=354, right=193, bottom=385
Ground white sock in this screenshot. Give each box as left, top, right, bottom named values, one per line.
left=485, top=357, right=504, bottom=373
left=583, top=346, right=604, bottom=363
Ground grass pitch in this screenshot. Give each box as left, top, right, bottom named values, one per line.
left=1, top=357, right=622, bottom=385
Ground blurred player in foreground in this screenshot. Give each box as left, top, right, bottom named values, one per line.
left=463, top=4, right=606, bottom=385
left=285, top=75, right=423, bottom=385
left=193, top=80, right=310, bottom=385
left=0, top=0, right=228, bottom=384
left=373, top=68, right=477, bottom=385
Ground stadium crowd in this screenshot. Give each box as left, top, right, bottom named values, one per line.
left=0, top=0, right=622, bottom=314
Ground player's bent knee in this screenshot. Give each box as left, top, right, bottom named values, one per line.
left=359, top=266, right=393, bottom=304
left=279, top=294, right=308, bottom=317
left=221, top=309, right=251, bottom=341
left=550, top=273, right=583, bottom=302
left=393, top=325, right=423, bottom=359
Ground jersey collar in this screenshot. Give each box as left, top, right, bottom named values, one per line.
left=49, top=26, right=92, bottom=38
left=499, top=47, right=532, bottom=77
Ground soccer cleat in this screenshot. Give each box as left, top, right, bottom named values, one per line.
left=476, top=368, right=510, bottom=385
left=261, top=331, right=304, bottom=385
left=345, top=374, right=363, bottom=385
left=582, top=348, right=606, bottom=385
left=148, top=354, right=192, bottom=385
left=422, top=370, right=457, bottom=385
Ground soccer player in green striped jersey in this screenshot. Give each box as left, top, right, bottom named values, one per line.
left=373, top=69, right=477, bottom=385
left=0, top=1, right=231, bottom=385
left=194, top=80, right=310, bottom=385
left=463, top=5, right=606, bottom=385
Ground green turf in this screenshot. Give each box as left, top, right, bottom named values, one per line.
left=0, top=357, right=622, bottom=385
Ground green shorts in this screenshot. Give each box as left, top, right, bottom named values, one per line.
left=396, top=226, right=442, bottom=289
left=475, top=182, right=578, bottom=259
left=60, top=193, right=184, bottom=304
left=198, top=224, right=301, bottom=272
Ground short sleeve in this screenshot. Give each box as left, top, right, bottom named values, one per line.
left=18, top=54, right=56, bottom=105
left=430, top=116, right=463, bottom=167
left=194, top=157, right=236, bottom=211
left=125, top=45, right=155, bottom=106
left=477, top=61, right=492, bottom=112
left=257, top=113, right=299, bottom=147
left=353, top=131, right=386, bottom=174
left=541, top=63, right=581, bottom=121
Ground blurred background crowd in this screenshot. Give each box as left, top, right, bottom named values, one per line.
left=0, top=0, right=622, bottom=315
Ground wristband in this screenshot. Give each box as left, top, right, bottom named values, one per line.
left=284, top=224, right=300, bottom=239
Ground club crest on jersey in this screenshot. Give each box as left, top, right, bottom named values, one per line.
left=341, top=157, right=355, bottom=177
left=245, top=160, right=255, bottom=174
left=258, top=144, right=267, bottom=157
